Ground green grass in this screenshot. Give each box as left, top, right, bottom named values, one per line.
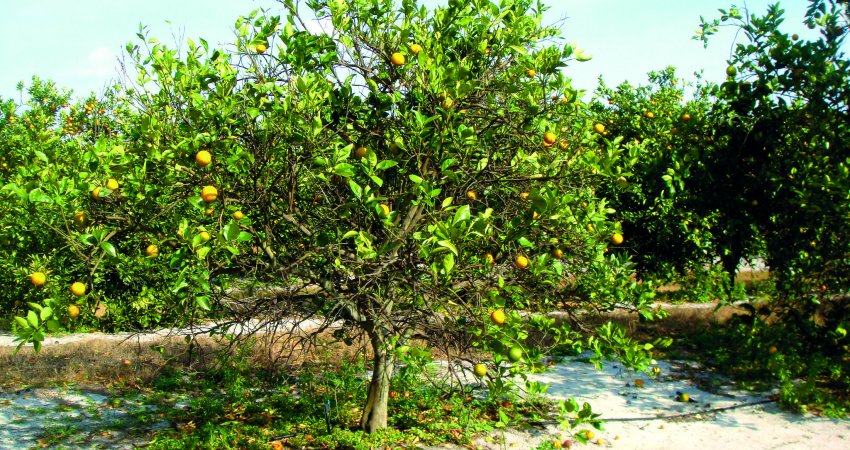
left=663, top=313, right=850, bottom=418
left=140, top=352, right=538, bottom=449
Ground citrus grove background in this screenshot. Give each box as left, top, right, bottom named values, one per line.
left=0, top=0, right=848, bottom=440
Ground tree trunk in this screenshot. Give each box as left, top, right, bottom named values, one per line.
left=360, top=330, right=395, bottom=432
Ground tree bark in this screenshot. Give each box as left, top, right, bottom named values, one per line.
left=360, top=328, right=395, bottom=432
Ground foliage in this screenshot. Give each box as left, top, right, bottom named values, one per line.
left=2, top=0, right=659, bottom=433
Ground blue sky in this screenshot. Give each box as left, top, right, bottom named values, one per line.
left=0, top=1, right=819, bottom=102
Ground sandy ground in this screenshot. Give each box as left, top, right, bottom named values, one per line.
left=458, top=357, right=850, bottom=450
left=1, top=306, right=849, bottom=449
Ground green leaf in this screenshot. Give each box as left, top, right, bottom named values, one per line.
left=443, top=253, right=455, bottom=274
left=237, top=232, right=253, bottom=242
left=100, top=241, right=118, bottom=258
left=333, top=163, right=355, bottom=177
left=14, top=316, right=29, bottom=330
left=28, top=188, right=52, bottom=204
left=196, top=296, right=211, bottom=311
left=40, top=307, right=53, bottom=321
left=376, top=160, right=398, bottom=171
left=453, top=205, right=471, bottom=225
left=348, top=179, right=363, bottom=199
left=224, top=221, right=240, bottom=241
left=27, top=310, right=39, bottom=328
left=442, top=197, right=454, bottom=208
left=409, top=174, right=423, bottom=184
left=312, top=115, right=323, bottom=137
left=436, top=240, right=459, bottom=257
left=45, top=320, right=60, bottom=332
left=517, top=237, right=534, bottom=248
left=81, top=234, right=98, bottom=246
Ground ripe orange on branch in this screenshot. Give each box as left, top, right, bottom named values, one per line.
left=408, top=43, right=422, bottom=55
left=473, top=363, right=487, bottom=377
left=30, top=272, right=47, bottom=286
left=390, top=52, right=405, bottom=66
left=73, top=211, right=87, bottom=227
left=68, top=305, right=80, bottom=319
left=201, top=185, right=218, bottom=202
left=611, top=233, right=624, bottom=245
left=70, top=282, right=86, bottom=296
left=514, top=254, right=530, bottom=270
left=353, top=146, right=368, bottom=159
left=593, top=123, right=606, bottom=134
left=195, top=150, right=212, bottom=167
left=490, top=309, right=506, bottom=325
left=543, top=131, right=557, bottom=146
left=145, top=244, right=159, bottom=257
left=106, top=178, right=119, bottom=190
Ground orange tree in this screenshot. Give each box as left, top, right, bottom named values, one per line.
left=0, top=78, right=183, bottom=339
left=7, top=0, right=661, bottom=432
left=692, top=1, right=849, bottom=409
left=588, top=68, right=735, bottom=299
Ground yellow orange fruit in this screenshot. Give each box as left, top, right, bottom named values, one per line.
left=526, top=69, right=536, bottom=77
left=681, top=113, right=691, bottom=122
left=593, top=123, right=606, bottom=134
left=256, top=43, right=267, bottom=54
left=71, top=282, right=87, bottom=296
left=768, top=345, right=778, bottom=354
left=551, top=248, right=563, bottom=259
left=68, top=304, right=80, bottom=319
left=146, top=244, right=159, bottom=257
left=201, top=185, right=218, bottom=202
left=634, top=379, right=644, bottom=388
left=484, top=253, right=495, bottom=265
left=514, top=255, right=530, bottom=270
left=353, top=146, right=368, bottom=158
left=409, top=43, right=422, bottom=55
left=611, top=233, right=624, bottom=245
left=490, top=309, right=506, bottom=325
left=379, top=203, right=390, bottom=216
left=390, top=52, right=405, bottom=66
left=30, top=272, right=47, bottom=286
left=543, top=131, right=557, bottom=145
left=91, top=187, right=102, bottom=200
left=473, top=363, right=487, bottom=377
left=73, top=211, right=87, bottom=227
left=233, top=211, right=245, bottom=220
left=585, top=430, right=595, bottom=440
left=195, top=150, right=212, bottom=167
left=441, top=96, right=454, bottom=109
left=106, top=178, right=119, bottom=190
left=644, top=111, right=655, bottom=119
left=519, top=192, right=529, bottom=200
left=467, top=190, right=477, bottom=201
left=199, top=231, right=211, bottom=243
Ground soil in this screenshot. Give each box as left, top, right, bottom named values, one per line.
left=1, top=303, right=848, bottom=449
